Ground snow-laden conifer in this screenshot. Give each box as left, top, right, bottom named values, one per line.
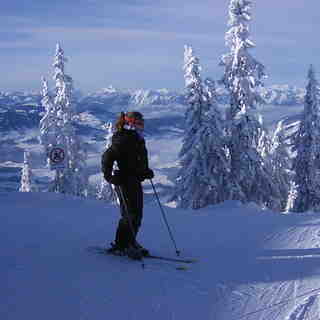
left=291, top=65, right=320, bottom=212
left=203, top=78, right=216, bottom=105
left=50, top=43, right=88, bottom=197
left=39, top=77, right=59, bottom=167
left=268, top=120, right=291, bottom=211
left=286, top=181, right=298, bottom=213
left=39, top=77, right=54, bottom=145
left=202, top=77, right=231, bottom=204
left=172, top=46, right=229, bottom=209
left=19, top=151, right=37, bottom=192
left=220, top=0, right=278, bottom=206
left=96, top=122, right=116, bottom=202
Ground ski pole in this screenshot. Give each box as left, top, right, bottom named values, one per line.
left=149, top=179, right=180, bottom=256
left=109, top=183, right=119, bottom=205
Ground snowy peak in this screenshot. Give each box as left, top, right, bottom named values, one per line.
left=85, top=85, right=305, bottom=107
left=0, top=84, right=306, bottom=111
left=99, top=85, right=118, bottom=94
left=0, top=90, right=41, bottom=107
left=129, top=89, right=185, bottom=106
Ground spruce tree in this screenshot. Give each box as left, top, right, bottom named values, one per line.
left=202, top=77, right=230, bottom=204
left=291, top=65, right=320, bottom=212
left=49, top=43, right=88, bottom=197
left=220, top=0, right=278, bottom=206
left=172, top=46, right=229, bottom=209
left=19, top=151, right=37, bottom=192
left=268, top=120, right=291, bottom=211
left=39, top=77, right=59, bottom=167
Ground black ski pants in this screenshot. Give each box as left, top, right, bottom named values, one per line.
left=114, top=176, right=143, bottom=249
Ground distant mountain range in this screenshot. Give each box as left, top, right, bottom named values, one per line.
left=0, top=84, right=305, bottom=133
left=0, top=84, right=306, bottom=109
left=0, top=84, right=305, bottom=193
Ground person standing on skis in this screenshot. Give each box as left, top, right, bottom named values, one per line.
left=101, top=111, right=154, bottom=258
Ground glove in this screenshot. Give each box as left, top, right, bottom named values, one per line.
left=105, top=170, right=123, bottom=186
left=143, top=168, right=154, bottom=180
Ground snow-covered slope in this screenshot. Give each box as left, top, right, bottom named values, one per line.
left=2, top=192, right=320, bottom=320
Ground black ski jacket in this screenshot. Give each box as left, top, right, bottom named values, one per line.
left=101, top=129, right=149, bottom=182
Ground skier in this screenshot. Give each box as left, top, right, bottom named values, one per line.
left=101, top=111, right=154, bottom=259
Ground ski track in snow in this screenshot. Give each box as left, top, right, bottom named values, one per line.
left=258, top=281, right=295, bottom=320
left=286, top=294, right=319, bottom=320
left=3, top=193, right=320, bottom=320
left=216, top=215, right=320, bottom=320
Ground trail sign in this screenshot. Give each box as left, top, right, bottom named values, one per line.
left=48, top=146, right=66, bottom=170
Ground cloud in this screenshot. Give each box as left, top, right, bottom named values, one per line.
left=5, top=26, right=221, bottom=51
left=1, top=0, right=320, bottom=91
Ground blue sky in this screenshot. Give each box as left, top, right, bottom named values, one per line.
left=2, top=0, right=320, bottom=92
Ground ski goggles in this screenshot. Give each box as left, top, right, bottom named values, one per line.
left=124, top=116, right=145, bottom=129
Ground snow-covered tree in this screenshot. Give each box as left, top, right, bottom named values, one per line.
left=286, top=181, right=298, bottom=213
left=172, top=45, right=229, bottom=209
left=203, top=77, right=216, bottom=104
left=290, top=65, right=320, bottom=212
left=202, top=77, right=231, bottom=204
left=48, top=43, right=88, bottom=197
left=19, top=151, right=37, bottom=192
left=97, top=122, right=116, bottom=202
left=268, top=120, right=291, bottom=211
left=220, top=0, right=278, bottom=206
left=39, top=77, right=59, bottom=167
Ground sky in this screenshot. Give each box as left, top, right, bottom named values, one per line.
left=2, top=0, right=320, bottom=92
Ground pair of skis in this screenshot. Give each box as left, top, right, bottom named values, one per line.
left=88, top=246, right=197, bottom=270
left=146, top=254, right=197, bottom=271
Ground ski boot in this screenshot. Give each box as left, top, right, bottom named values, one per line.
left=106, top=242, right=126, bottom=256
left=134, top=242, right=150, bottom=257
left=126, top=245, right=144, bottom=260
